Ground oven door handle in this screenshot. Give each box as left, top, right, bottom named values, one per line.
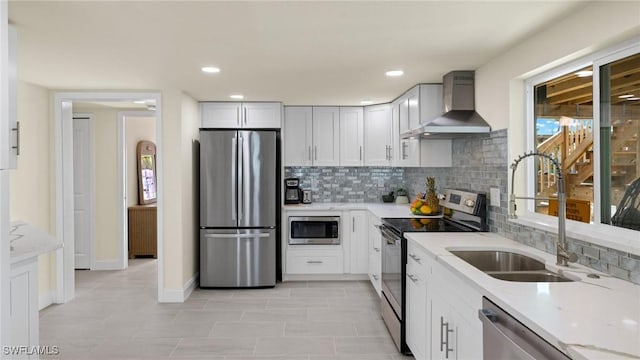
left=379, top=226, right=400, bottom=243
left=478, top=309, right=537, bottom=360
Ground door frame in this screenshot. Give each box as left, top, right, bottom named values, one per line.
left=117, top=110, right=156, bottom=268
left=53, top=92, right=163, bottom=303
left=71, top=113, right=95, bottom=270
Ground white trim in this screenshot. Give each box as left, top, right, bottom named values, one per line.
left=38, top=289, right=55, bottom=311
left=283, top=274, right=369, bottom=281
left=160, top=273, right=199, bottom=303
left=117, top=111, right=156, bottom=270
left=72, top=113, right=95, bottom=271
left=53, top=92, right=164, bottom=304
left=90, top=260, right=122, bottom=271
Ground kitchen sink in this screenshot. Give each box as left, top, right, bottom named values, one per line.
left=487, top=271, right=573, bottom=282
left=450, top=250, right=574, bottom=283
left=449, top=250, right=546, bottom=272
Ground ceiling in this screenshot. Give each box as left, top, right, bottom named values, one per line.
left=9, top=1, right=588, bottom=106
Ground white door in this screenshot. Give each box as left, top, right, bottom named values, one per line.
left=312, top=107, right=340, bottom=166
left=364, top=104, right=392, bottom=166
left=339, top=107, right=364, bottom=166
left=73, top=116, right=93, bottom=269
left=283, top=106, right=313, bottom=166
left=242, top=102, right=282, bottom=128
left=200, top=102, right=241, bottom=128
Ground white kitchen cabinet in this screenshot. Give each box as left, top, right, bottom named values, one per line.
left=368, top=212, right=382, bottom=296
left=339, top=107, right=364, bottom=166
left=364, top=104, right=393, bottom=166
left=346, top=210, right=368, bottom=274
left=312, top=107, right=340, bottom=166
left=10, top=258, right=38, bottom=358
left=286, top=249, right=344, bottom=274
left=201, top=102, right=282, bottom=129
left=429, top=256, right=483, bottom=360
left=393, top=93, right=421, bottom=167
left=284, top=106, right=313, bottom=166
left=1, top=24, right=17, bottom=169
left=406, top=242, right=429, bottom=360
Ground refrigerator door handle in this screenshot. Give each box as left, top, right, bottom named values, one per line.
left=231, top=135, right=237, bottom=221
left=238, top=135, right=244, bottom=221
left=204, top=233, right=271, bottom=239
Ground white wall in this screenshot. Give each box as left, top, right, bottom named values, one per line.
left=9, top=80, right=56, bottom=303
left=125, top=115, right=156, bottom=207
left=180, top=95, right=199, bottom=285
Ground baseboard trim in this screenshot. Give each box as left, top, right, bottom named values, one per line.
left=38, top=289, right=55, bottom=310
left=159, top=272, right=199, bottom=303
left=283, top=273, right=369, bottom=281
left=91, top=260, right=121, bottom=271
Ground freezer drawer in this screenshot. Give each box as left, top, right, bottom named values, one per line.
left=200, top=229, right=276, bottom=287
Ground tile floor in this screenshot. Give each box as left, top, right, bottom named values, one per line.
left=40, top=259, right=414, bottom=360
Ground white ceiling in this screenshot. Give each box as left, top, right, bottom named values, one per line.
left=9, top=1, right=587, bottom=106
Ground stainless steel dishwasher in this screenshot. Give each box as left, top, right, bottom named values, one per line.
left=479, top=297, right=571, bottom=360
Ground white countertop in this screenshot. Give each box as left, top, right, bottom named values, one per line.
left=10, top=221, right=62, bottom=265
left=283, top=202, right=442, bottom=219
left=405, top=232, right=640, bottom=360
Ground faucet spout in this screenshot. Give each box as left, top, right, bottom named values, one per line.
left=509, top=151, right=575, bottom=267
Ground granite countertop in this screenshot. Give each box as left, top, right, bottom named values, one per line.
left=10, top=221, right=62, bottom=264
left=404, top=232, right=640, bottom=360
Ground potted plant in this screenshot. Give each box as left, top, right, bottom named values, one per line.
left=395, top=188, right=409, bottom=204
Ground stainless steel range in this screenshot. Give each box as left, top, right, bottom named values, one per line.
left=380, top=188, right=488, bottom=354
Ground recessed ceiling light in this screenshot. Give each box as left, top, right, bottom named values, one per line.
left=628, top=97, right=640, bottom=101
left=230, top=94, right=244, bottom=100
left=201, top=66, right=220, bottom=74
left=619, top=94, right=634, bottom=98
left=575, top=70, right=593, bottom=77
left=133, top=100, right=146, bottom=104
left=361, top=100, right=374, bottom=105
left=385, top=70, right=404, bottom=77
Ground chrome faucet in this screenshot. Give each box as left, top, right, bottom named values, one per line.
left=509, top=151, right=577, bottom=266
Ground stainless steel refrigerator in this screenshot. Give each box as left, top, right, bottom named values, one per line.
left=199, top=130, right=278, bottom=287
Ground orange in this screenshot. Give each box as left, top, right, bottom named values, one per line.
left=419, top=205, right=432, bottom=214
left=420, top=218, right=431, bottom=225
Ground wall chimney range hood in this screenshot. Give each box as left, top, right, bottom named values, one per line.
left=401, top=71, right=491, bottom=139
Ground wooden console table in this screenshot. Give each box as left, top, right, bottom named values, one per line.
left=128, top=204, right=157, bottom=258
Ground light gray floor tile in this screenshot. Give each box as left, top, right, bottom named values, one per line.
left=174, top=309, right=243, bottom=323
left=254, top=337, right=335, bottom=355
left=290, top=287, right=347, bottom=298
left=204, top=297, right=269, bottom=311
left=171, top=337, right=256, bottom=357
left=226, top=356, right=309, bottom=360
left=308, top=308, right=378, bottom=322
left=353, top=319, right=390, bottom=337
left=311, top=355, right=395, bottom=360
left=241, top=308, right=308, bottom=321
left=91, top=338, right=180, bottom=358
left=285, top=321, right=357, bottom=336
left=133, top=321, right=213, bottom=338
left=209, top=321, right=285, bottom=338
left=334, top=336, right=398, bottom=355
left=231, top=287, right=292, bottom=299
left=266, top=297, right=328, bottom=309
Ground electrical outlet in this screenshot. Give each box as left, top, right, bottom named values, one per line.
left=490, top=187, right=500, bottom=207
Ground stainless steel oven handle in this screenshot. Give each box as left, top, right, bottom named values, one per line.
left=379, top=225, right=400, bottom=243
left=478, top=309, right=537, bottom=360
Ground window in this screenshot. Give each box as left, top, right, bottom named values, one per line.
left=533, top=66, right=594, bottom=222
left=600, top=53, right=640, bottom=231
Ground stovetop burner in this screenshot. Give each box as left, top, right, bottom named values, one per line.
left=382, top=217, right=472, bottom=233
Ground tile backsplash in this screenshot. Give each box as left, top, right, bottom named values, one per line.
left=284, top=128, right=640, bottom=284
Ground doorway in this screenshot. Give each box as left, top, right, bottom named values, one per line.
left=72, top=114, right=94, bottom=270
left=53, top=92, right=164, bottom=303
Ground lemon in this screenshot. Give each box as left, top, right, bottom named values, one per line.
left=419, top=205, right=432, bottom=214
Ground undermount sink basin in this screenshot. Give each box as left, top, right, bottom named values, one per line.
left=487, top=271, right=573, bottom=283
left=449, top=250, right=546, bottom=272
left=450, top=250, right=574, bottom=283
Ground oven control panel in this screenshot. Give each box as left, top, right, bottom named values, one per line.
left=440, top=189, right=485, bottom=216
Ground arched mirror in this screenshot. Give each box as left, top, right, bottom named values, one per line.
left=137, top=140, right=157, bottom=205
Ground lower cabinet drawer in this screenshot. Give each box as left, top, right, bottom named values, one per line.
left=286, top=252, right=344, bottom=274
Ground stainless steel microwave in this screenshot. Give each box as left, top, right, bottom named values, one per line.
left=288, top=216, right=340, bottom=245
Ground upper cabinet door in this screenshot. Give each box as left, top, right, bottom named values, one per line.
left=419, top=84, right=443, bottom=124
left=283, top=106, right=313, bottom=166
left=339, top=107, right=364, bottom=166
left=407, top=86, right=420, bottom=129
left=312, top=107, right=340, bottom=166
left=201, top=102, right=242, bottom=128
left=364, top=104, right=392, bottom=166
left=398, top=95, right=410, bottom=133
left=242, top=102, right=282, bottom=128
left=0, top=21, right=17, bottom=170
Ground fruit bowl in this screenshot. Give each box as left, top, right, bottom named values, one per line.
left=409, top=198, right=441, bottom=216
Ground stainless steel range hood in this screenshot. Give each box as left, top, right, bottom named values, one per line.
left=401, top=71, right=491, bottom=139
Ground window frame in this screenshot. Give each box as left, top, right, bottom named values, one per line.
left=518, top=37, right=640, bottom=256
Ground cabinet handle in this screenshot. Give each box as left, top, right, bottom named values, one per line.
left=244, top=107, right=247, bottom=125
left=359, top=146, right=362, bottom=161
left=402, top=141, right=407, bottom=160
left=388, top=145, right=392, bottom=160
left=409, top=253, right=421, bottom=262
left=308, top=146, right=312, bottom=161
left=440, top=316, right=446, bottom=352
left=374, top=247, right=380, bottom=252
left=407, top=274, right=418, bottom=283
left=440, top=316, right=454, bottom=358
left=385, top=145, right=389, bottom=160
left=237, top=107, right=240, bottom=126
left=307, top=260, right=323, bottom=264
left=352, top=217, right=355, bottom=231
left=314, top=145, right=317, bottom=161
left=11, top=121, right=20, bottom=156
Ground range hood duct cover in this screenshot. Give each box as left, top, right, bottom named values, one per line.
left=402, top=71, right=491, bottom=139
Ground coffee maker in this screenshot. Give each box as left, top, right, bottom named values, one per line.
left=284, top=178, right=303, bottom=204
